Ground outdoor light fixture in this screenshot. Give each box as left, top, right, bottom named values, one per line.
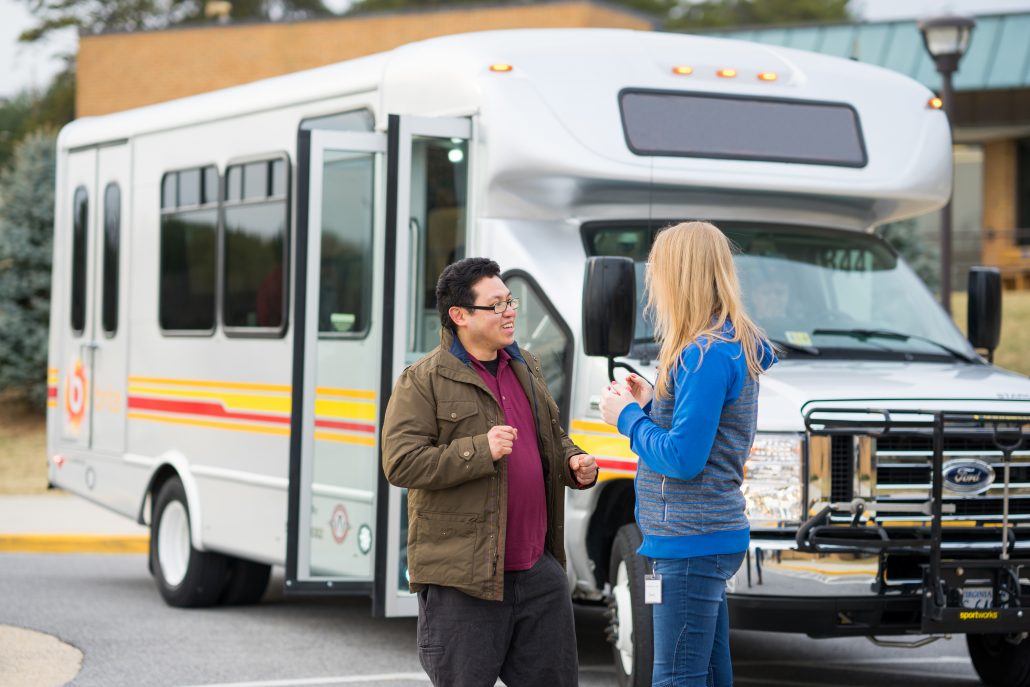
left=919, top=15, right=975, bottom=74
left=917, top=13, right=976, bottom=314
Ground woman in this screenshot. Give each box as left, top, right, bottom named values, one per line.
left=599, top=221, right=776, bottom=687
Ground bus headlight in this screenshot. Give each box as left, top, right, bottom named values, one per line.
left=743, top=433, right=803, bottom=528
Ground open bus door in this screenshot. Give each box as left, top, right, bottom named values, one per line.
left=287, top=115, right=472, bottom=617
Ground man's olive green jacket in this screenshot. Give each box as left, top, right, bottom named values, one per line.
left=381, top=328, right=593, bottom=601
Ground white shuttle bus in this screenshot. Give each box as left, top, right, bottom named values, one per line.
left=48, top=28, right=1030, bottom=685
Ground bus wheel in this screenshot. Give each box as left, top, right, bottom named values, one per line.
left=607, top=524, right=653, bottom=687
left=150, top=478, right=228, bottom=607
left=219, top=557, right=271, bottom=606
left=967, top=633, right=1030, bottom=687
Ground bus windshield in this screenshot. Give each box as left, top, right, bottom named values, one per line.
left=583, top=223, right=976, bottom=361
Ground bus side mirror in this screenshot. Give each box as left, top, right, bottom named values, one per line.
left=967, top=266, right=1002, bottom=362
left=582, top=256, right=635, bottom=360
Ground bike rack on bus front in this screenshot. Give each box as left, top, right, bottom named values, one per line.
left=799, top=407, right=1030, bottom=634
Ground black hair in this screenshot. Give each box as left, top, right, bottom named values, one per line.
left=436, top=257, right=501, bottom=332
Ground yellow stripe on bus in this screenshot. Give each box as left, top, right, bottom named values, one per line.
left=314, top=399, right=377, bottom=422
left=314, top=431, right=377, bottom=446
left=127, top=412, right=290, bottom=436
left=569, top=433, right=635, bottom=460
left=316, top=387, right=376, bottom=400
left=570, top=419, right=620, bottom=435
left=128, top=376, right=292, bottom=393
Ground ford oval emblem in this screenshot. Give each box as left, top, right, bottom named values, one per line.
left=942, top=459, right=995, bottom=495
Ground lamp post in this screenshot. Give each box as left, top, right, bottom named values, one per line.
left=918, top=14, right=975, bottom=315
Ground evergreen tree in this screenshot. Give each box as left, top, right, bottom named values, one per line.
left=668, top=0, right=849, bottom=30
left=0, top=63, right=75, bottom=171
left=0, top=131, right=57, bottom=407
left=18, top=0, right=332, bottom=43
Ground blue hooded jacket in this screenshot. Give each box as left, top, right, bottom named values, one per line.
left=617, top=322, right=777, bottom=559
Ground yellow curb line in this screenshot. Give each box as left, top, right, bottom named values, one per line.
left=0, top=534, right=149, bottom=554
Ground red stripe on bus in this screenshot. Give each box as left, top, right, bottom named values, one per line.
left=596, top=457, right=638, bottom=472
left=47, top=387, right=57, bottom=398
left=313, top=419, right=377, bottom=433
left=127, top=396, right=376, bottom=434
left=129, top=396, right=290, bottom=424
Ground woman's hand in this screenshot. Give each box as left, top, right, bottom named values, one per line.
left=600, top=382, right=635, bottom=427
left=624, top=373, right=654, bottom=408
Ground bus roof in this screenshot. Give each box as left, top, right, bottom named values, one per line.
left=60, top=28, right=950, bottom=225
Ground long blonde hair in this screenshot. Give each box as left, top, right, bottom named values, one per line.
left=646, top=221, right=770, bottom=400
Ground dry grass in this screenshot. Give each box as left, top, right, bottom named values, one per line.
left=0, top=393, right=49, bottom=495
left=951, top=290, right=1030, bottom=376
left=0, top=293, right=1026, bottom=496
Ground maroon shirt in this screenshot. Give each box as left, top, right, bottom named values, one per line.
left=470, top=349, right=547, bottom=571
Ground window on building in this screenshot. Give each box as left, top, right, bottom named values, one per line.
left=1017, top=138, right=1030, bottom=246
left=102, top=183, right=120, bottom=335
left=223, top=157, right=289, bottom=333
left=70, top=186, right=88, bottom=335
left=159, top=166, right=218, bottom=332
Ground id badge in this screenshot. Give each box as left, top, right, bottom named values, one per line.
left=644, top=573, right=662, bottom=605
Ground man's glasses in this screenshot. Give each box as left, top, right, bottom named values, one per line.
left=461, top=298, right=520, bottom=315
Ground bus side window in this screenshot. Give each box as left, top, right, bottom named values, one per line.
left=505, top=272, right=573, bottom=419
left=223, top=157, right=290, bottom=335
left=70, top=186, right=88, bottom=335
left=102, top=183, right=121, bottom=336
left=159, top=166, right=218, bottom=333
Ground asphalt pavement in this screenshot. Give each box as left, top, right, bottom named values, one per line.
left=0, top=491, right=148, bottom=685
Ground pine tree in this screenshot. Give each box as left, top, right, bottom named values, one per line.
left=0, top=131, right=57, bottom=407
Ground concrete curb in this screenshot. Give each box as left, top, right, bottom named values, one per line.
left=0, top=534, right=149, bottom=554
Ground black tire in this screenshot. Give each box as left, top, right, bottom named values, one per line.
left=967, top=633, right=1030, bottom=687
left=219, top=557, right=271, bottom=606
left=150, top=478, right=228, bottom=607
left=607, top=524, right=654, bottom=687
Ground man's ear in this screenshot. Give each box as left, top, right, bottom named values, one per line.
left=448, top=305, right=468, bottom=329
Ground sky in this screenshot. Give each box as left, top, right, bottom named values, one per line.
left=1, top=0, right=1029, bottom=99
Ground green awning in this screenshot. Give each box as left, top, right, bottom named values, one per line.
left=700, top=12, right=1030, bottom=92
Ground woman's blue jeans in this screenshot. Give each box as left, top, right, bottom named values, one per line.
left=650, top=550, right=747, bottom=687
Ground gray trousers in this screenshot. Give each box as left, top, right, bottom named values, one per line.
left=416, top=551, right=579, bottom=687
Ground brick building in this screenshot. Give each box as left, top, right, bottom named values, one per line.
left=75, top=0, right=653, bottom=116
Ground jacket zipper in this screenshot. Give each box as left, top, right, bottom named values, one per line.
left=661, top=475, right=668, bottom=522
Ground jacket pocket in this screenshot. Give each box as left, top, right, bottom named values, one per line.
left=436, top=401, right=478, bottom=423
left=412, top=511, right=479, bottom=584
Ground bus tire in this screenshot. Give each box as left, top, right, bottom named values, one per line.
left=607, top=523, right=653, bottom=687
left=150, top=478, right=228, bottom=607
left=219, top=557, right=271, bottom=606
left=967, top=633, right=1030, bottom=686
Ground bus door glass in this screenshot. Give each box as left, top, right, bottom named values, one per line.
left=90, top=143, right=130, bottom=456
left=287, top=129, right=386, bottom=592
left=59, top=148, right=98, bottom=450
left=383, top=115, right=472, bottom=617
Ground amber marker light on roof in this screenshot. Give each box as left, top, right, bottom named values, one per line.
left=489, top=63, right=514, bottom=73
left=672, top=66, right=694, bottom=75
left=928, top=97, right=944, bottom=109
left=716, top=68, right=738, bottom=78
left=757, top=72, right=778, bottom=81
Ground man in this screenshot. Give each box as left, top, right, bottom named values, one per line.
left=382, top=257, right=598, bottom=687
